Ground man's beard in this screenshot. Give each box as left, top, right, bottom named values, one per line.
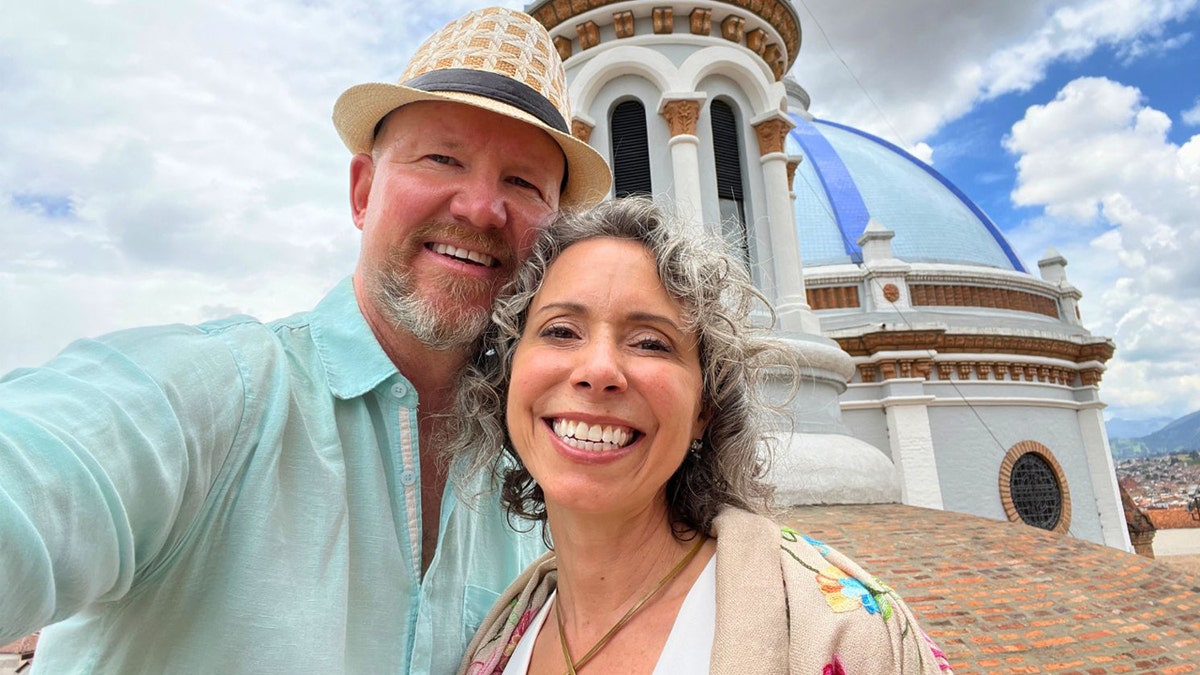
left=369, top=223, right=514, bottom=351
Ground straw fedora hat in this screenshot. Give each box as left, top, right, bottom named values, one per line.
left=333, top=6, right=611, bottom=209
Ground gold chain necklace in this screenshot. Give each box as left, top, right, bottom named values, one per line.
left=555, top=535, right=708, bottom=674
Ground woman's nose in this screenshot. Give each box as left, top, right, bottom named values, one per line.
left=570, top=340, right=627, bottom=393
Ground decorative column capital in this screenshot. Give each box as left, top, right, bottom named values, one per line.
left=571, top=119, right=594, bottom=143
left=753, top=117, right=792, bottom=155
left=786, top=156, right=801, bottom=188
left=661, top=99, right=700, bottom=137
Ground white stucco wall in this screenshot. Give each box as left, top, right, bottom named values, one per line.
left=929, top=403, right=1106, bottom=543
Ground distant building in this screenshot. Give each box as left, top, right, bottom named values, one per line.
left=528, top=0, right=1128, bottom=550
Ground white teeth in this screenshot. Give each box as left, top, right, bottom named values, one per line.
left=551, top=419, right=634, bottom=452
left=432, top=243, right=497, bottom=267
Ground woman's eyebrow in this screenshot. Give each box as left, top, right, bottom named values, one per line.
left=532, top=303, right=684, bottom=332
left=531, top=301, right=587, bottom=316
left=626, top=311, right=685, bottom=333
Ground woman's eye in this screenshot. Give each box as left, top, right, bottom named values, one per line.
left=635, top=338, right=671, bottom=352
left=539, top=324, right=578, bottom=340
left=427, top=154, right=456, bottom=165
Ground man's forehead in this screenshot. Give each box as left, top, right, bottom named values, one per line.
left=379, top=101, right=567, bottom=189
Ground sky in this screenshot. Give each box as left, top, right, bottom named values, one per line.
left=2, top=0, right=1199, bottom=424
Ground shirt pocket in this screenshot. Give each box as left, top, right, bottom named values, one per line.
left=463, top=583, right=502, bottom=638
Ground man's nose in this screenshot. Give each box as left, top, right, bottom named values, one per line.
left=449, top=175, right=507, bottom=230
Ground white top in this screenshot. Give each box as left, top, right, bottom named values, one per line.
left=503, top=556, right=717, bottom=674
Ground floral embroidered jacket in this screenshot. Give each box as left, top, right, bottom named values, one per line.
left=458, top=507, right=953, bottom=674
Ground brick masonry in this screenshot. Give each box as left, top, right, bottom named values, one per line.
left=783, top=503, right=1200, bottom=674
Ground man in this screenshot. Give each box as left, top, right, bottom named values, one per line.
left=0, top=7, right=611, bottom=673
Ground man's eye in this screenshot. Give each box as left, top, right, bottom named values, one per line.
left=427, top=154, right=456, bottom=165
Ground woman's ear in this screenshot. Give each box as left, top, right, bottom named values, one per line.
left=691, top=403, right=711, bottom=441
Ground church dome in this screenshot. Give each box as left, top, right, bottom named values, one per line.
left=786, top=114, right=1026, bottom=272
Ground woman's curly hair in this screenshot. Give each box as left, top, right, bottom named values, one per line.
left=444, top=197, right=791, bottom=539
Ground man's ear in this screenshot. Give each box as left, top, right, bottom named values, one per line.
left=349, top=153, right=374, bottom=231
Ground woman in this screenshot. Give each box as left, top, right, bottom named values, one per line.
left=448, top=198, right=951, bottom=674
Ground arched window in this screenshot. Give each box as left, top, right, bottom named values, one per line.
left=999, top=441, right=1072, bottom=534
left=710, top=100, right=748, bottom=262
left=610, top=100, right=652, bottom=198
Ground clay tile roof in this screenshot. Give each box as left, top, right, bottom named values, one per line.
left=0, top=633, right=38, bottom=654
left=1146, top=506, right=1200, bottom=530
left=783, top=504, right=1200, bottom=674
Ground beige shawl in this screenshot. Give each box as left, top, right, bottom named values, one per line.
left=459, top=507, right=952, bottom=674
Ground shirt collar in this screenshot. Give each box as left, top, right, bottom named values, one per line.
left=310, top=277, right=400, bottom=399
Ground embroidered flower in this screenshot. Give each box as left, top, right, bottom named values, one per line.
left=816, top=565, right=893, bottom=619
left=823, top=655, right=847, bottom=675
left=513, top=606, right=537, bottom=640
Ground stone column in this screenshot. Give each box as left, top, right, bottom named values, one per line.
left=753, top=114, right=820, bottom=334
left=1077, top=387, right=1134, bottom=551
left=658, top=97, right=705, bottom=227
left=880, top=374, right=944, bottom=509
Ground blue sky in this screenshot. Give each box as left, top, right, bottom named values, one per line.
left=2, top=0, right=1199, bottom=423
left=933, top=15, right=1200, bottom=234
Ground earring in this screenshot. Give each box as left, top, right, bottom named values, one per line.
left=689, top=439, right=703, bottom=457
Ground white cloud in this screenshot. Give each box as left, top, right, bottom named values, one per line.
left=0, top=0, right=526, bottom=371
left=790, top=0, right=1199, bottom=146
left=1183, top=98, right=1200, bottom=125
left=906, top=142, right=935, bottom=165
left=1116, top=30, right=1193, bottom=64
left=1002, top=76, right=1200, bottom=419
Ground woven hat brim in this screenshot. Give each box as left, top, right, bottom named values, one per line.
left=333, top=83, right=611, bottom=209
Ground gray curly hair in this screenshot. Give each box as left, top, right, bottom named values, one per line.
left=445, top=197, right=788, bottom=538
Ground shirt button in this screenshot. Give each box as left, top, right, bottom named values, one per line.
left=390, top=382, right=408, bottom=398
left=400, top=470, right=416, bottom=486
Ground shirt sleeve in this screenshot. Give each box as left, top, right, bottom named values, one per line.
left=0, top=323, right=246, bottom=642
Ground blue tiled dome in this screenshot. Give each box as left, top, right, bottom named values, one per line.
left=786, top=115, right=1025, bottom=272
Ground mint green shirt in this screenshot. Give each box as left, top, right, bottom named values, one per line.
left=0, top=278, right=544, bottom=673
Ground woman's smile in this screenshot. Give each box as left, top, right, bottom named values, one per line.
left=549, top=418, right=638, bottom=451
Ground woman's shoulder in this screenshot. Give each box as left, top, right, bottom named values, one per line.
left=710, top=507, right=953, bottom=673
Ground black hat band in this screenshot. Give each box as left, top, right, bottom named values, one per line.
left=405, top=68, right=569, bottom=134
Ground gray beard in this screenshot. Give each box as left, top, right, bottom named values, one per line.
left=372, top=263, right=491, bottom=352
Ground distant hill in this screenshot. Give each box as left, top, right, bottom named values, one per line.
left=1110, top=409, right=1200, bottom=459
left=1106, top=416, right=1173, bottom=440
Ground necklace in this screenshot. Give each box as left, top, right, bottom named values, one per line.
left=555, top=534, right=708, bottom=674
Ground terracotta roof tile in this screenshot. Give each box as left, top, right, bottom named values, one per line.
left=1146, top=507, right=1200, bottom=530
left=0, top=633, right=37, bottom=654
left=783, top=504, right=1200, bottom=675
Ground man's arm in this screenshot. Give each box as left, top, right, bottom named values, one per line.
left=0, top=324, right=245, bottom=642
